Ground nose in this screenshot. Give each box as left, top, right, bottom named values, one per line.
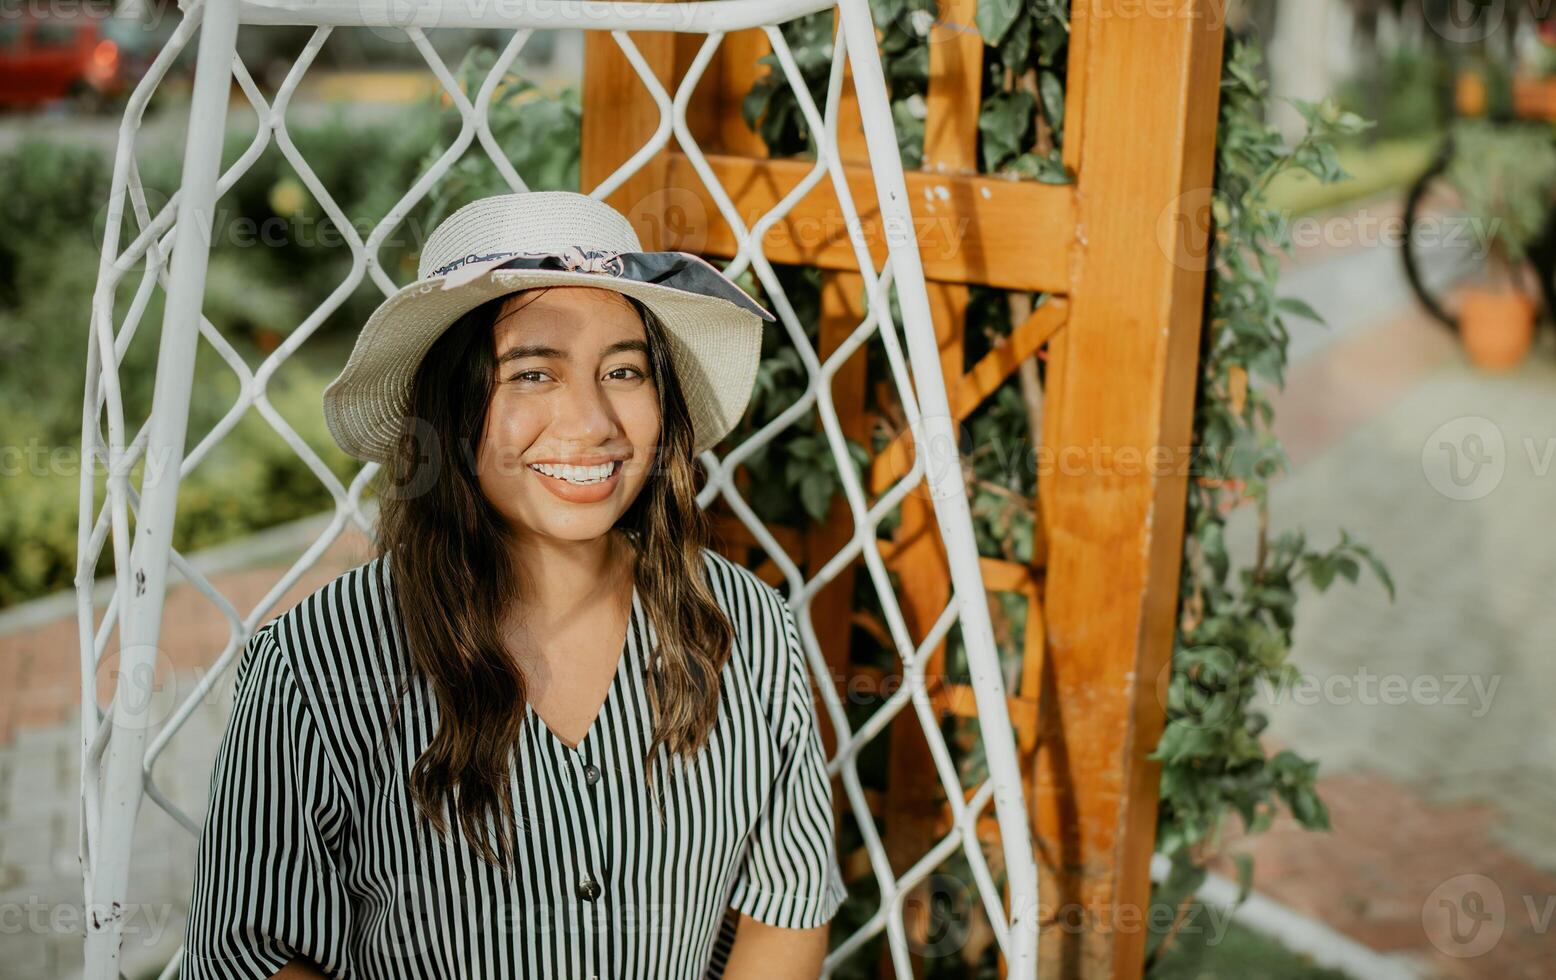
left=549, top=374, right=621, bottom=449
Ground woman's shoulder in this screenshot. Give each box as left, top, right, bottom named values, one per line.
left=697, top=546, right=794, bottom=628
left=259, top=553, right=410, bottom=729
left=696, top=546, right=805, bottom=689
left=263, top=551, right=399, bottom=652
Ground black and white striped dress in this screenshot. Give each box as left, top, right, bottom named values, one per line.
left=181, top=547, right=846, bottom=979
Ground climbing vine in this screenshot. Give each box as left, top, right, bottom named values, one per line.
left=1143, top=32, right=1395, bottom=970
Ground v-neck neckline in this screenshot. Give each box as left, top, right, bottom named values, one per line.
left=525, top=581, right=639, bottom=755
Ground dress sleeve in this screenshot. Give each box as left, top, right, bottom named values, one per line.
left=728, top=593, right=848, bottom=929
left=182, top=625, right=355, bottom=979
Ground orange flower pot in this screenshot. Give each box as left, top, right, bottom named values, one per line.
left=1455, top=283, right=1535, bottom=372
left=1513, top=73, right=1556, bottom=121
left=1459, top=70, right=1489, bottom=118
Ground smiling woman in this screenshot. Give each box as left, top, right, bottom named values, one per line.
left=181, top=192, right=845, bottom=979
left=475, top=288, right=661, bottom=519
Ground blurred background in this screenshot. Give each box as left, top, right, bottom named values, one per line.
left=0, top=0, right=1552, bottom=977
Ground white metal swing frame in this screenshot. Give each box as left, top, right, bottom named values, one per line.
left=76, top=0, right=1041, bottom=976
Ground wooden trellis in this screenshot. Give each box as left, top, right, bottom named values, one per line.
left=581, top=1, right=1227, bottom=977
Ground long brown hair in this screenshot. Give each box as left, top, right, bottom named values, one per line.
left=373, top=286, right=734, bottom=875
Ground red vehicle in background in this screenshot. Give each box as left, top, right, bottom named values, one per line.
left=0, top=13, right=167, bottom=112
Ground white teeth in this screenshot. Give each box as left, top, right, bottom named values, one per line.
left=529, top=461, right=617, bottom=485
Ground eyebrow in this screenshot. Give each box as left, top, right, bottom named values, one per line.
left=497, top=339, right=650, bottom=365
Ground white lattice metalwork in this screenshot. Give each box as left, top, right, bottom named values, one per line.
left=76, top=0, right=1040, bottom=976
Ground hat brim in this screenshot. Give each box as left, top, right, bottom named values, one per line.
left=323, top=268, right=766, bottom=464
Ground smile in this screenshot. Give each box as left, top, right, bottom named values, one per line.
left=528, top=460, right=622, bottom=486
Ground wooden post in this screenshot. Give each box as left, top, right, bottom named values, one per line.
left=1035, top=2, right=1226, bottom=977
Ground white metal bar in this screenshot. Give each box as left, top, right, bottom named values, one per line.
left=80, top=22, right=177, bottom=916
left=474, top=29, right=540, bottom=192
left=836, top=0, right=1042, bottom=974
left=81, top=0, right=242, bottom=973
left=234, top=0, right=834, bottom=31
left=74, top=0, right=201, bottom=911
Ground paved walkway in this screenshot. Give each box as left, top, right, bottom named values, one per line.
left=1208, top=232, right=1556, bottom=978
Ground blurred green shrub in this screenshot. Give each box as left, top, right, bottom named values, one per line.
left=0, top=51, right=582, bottom=608
left=1337, top=44, right=1446, bottom=141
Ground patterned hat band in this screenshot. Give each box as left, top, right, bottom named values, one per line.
left=433, top=246, right=778, bottom=323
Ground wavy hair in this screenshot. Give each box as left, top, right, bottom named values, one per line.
left=373, top=286, right=734, bottom=875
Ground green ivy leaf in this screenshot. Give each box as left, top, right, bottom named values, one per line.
left=892, top=100, right=926, bottom=171
left=1275, top=295, right=1324, bottom=324
left=1039, top=69, right=1066, bottom=134
left=1304, top=554, right=1336, bottom=591
left=979, top=90, right=1035, bottom=172
left=998, top=10, right=1033, bottom=73
left=1352, top=541, right=1397, bottom=601
left=1201, top=521, right=1228, bottom=584
left=1007, top=150, right=1071, bottom=184
left=1289, top=784, right=1331, bottom=831
left=977, top=0, right=1023, bottom=47
left=798, top=475, right=828, bottom=522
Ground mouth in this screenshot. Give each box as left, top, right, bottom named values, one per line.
left=527, top=459, right=624, bottom=486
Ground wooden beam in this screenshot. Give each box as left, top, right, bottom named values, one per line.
left=807, top=269, right=870, bottom=764
left=956, top=299, right=1068, bottom=419
left=866, top=299, right=1068, bottom=496
left=660, top=152, right=1074, bottom=293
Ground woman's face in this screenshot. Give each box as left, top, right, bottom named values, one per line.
left=475, top=286, right=661, bottom=544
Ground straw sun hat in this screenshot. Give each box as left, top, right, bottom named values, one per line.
left=322, top=190, right=777, bottom=464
